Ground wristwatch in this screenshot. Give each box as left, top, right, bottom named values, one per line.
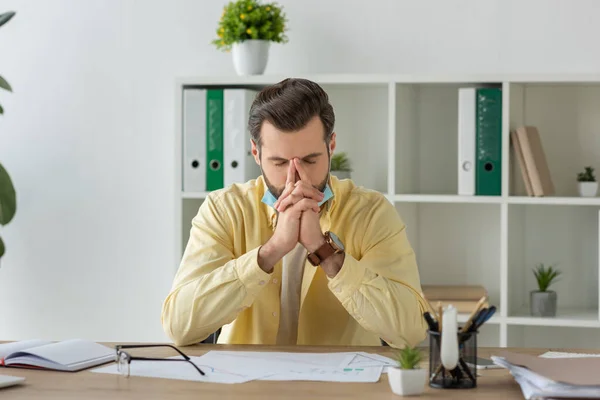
left=307, top=231, right=345, bottom=266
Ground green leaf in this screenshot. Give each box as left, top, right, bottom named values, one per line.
left=0, top=75, right=12, bottom=92
left=0, top=235, right=4, bottom=258
left=0, top=103, right=3, bottom=115
left=0, top=11, right=15, bottom=28
left=0, top=162, right=17, bottom=225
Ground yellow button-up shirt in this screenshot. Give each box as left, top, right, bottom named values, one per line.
left=161, top=175, right=428, bottom=348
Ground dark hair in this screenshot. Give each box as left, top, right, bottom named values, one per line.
left=248, top=78, right=335, bottom=151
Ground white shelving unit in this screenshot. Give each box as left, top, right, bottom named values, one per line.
left=174, top=74, right=600, bottom=349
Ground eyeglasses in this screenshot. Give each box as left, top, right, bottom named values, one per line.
left=115, top=344, right=205, bottom=377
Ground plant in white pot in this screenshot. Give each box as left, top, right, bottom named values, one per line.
left=212, top=0, right=288, bottom=76
left=577, top=166, right=597, bottom=197
left=0, top=10, right=17, bottom=262
left=388, top=345, right=427, bottom=396
left=330, top=152, right=352, bottom=180
left=530, top=263, right=561, bottom=317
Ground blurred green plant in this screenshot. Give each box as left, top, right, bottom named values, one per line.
left=330, top=152, right=352, bottom=172
left=577, top=166, right=596, bottom=182
left=395, top=345, right=423, bottom=370
left=212, top=0, right=288, bottom=51
left=0, top=10, right=17, bottom=259
left=533, top=263, right=561, bottom=292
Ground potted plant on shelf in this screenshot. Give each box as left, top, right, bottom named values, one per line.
left=330, top=152, right=352, bottom=180
left=577, top=166, right=597, bottom=197
left=388, top=345, right=426, bottom=396
left=0, top=10, right=16, bottom=262
left=530, top=263, right=561, bottom=317
left=212, top=0, right=288, bottom=76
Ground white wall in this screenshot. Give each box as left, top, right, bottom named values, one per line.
left=0, top=0, right=598, bottom=342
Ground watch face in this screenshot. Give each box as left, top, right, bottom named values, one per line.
left=328, top=232, right=345, bottom=251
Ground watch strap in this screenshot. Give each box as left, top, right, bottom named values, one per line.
left=307, top=234, right=339, bottom=266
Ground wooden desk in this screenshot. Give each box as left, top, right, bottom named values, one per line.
left=0, top=344, right=590, bottom=399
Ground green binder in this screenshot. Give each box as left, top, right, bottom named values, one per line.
left=475, top=88, right=502, bottom=196
left=206, top=89, right=224, bottom=191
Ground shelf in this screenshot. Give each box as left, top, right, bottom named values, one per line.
left=506, top=307, right=600, bottom=328
left=177, top=73, right=600, bottom=87
left=182, top=192, right=209, bottom=199
left=393, top=194, right=502, bottom=204
left=508, top=196, right=600, bottom=206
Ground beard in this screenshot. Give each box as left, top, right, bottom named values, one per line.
left=262, top=167, right=329, bottom=200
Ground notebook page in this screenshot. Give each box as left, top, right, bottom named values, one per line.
left=5, top=339, right=113, bottom=366
left=0, top=340, right=52, bottom=360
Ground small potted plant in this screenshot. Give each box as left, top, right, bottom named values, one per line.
left=577, top=166, right=598, bottom=197
left=330, top=152, right=352, bottom=180
left=212, top=0, right=288, bottom=76
left=387, top=345, right=426, bottom=396
left=530, top=263, right=561, bottom=317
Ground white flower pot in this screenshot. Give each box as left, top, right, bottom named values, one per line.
left=578, top=181, right=598, bottom=197
left=231, top=39, right=270, bottom=76
left=387, top=367, right=427, bottom=396
left=331, top=170, right=351, bottom=180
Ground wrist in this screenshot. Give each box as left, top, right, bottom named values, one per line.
left=305, top=235, right=326, bottom=253
left=258, top=237, right=287, bottom=273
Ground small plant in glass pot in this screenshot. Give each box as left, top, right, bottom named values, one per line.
left=330, top=152, right=352, bottom=180
left=577, top=166, right=598, bottom=197
left=387, top=345, right=426, bottom=396
left=530, top=263, right=561, bottom=317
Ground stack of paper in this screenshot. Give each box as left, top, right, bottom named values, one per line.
left=93, top=350, right=398, bottom=384
left=491, top=350, right=600, bottom=399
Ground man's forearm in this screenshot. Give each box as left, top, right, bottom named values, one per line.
left=257, top=238, right=287, bottom=273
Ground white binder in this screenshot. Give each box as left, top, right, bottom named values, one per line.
left=182, top=88, right=206, bottom=192
left=224, top=89, right=261, bottom=187
left=458, top=88, right=476, bottom=195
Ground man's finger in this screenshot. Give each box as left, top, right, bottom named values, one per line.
left=286, top=158, right=297, bottom=186
left=294, top=158, right=310, bottom=182
left=274, top=181, right=294, bottom=209
left=295, top=198, right=320, bottom=214
left=293, top=181, right=324, bottom=202
left=279, top=184, right=323, bottom=211
left=276, top=190, right=303, bottom=212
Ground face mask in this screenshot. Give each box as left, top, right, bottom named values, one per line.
left=262, top=184, right=334, bottom=209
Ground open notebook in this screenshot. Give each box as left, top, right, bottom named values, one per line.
left=0, top=339, right=114, bottom=372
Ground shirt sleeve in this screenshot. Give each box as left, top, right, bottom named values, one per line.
left=326, top=196, right=429, bottom=349
left=161, top=194, right=272, bottom=346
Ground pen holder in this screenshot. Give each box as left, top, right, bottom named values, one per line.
left=428, top=329, right=477, bottom=389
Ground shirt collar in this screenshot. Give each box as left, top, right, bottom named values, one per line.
left=261, top=183, right=334, bottom=208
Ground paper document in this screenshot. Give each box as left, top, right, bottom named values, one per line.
left=92, top=350, right=391, bottom=384
left=540, top=351, right=600, bottom=359
left=492, top=355, right=600, bottom=399
left=93, top=354, right=268, bottom=384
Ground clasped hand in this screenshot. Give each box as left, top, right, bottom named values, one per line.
left=271, top=158, right=326, bottom=254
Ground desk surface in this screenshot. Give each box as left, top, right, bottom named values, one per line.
left=0, top=344, right=594, bottom=399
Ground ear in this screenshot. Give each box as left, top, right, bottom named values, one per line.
left=251, top=139, right=260, bottom=165
left=329, top=132, right=337, bottom=154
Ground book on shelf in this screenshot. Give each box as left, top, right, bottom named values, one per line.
left=0, top=339, right=114, bottom=372
left=421, top=284, right=489, bottom=313
left=510, top=126, right=555, bottom=197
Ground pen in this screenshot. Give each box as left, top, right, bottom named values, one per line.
left=460, top=296, right=487, bottom=333
left=423, top=312, right=439, bottom=332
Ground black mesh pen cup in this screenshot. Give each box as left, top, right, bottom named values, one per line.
left=428, top=329, right=477, bottom=389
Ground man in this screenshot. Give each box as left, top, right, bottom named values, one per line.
left=161, top=78, right=428, bottom=348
